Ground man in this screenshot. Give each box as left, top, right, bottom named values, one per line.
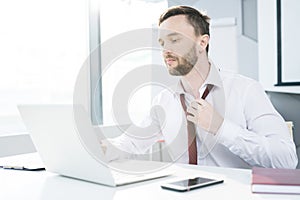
left=102, top=6, right=298, bottom=169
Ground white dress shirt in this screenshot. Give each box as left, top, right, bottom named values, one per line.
left=105, top=62, right=298, bottom=169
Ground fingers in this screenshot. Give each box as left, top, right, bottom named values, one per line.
left=187, top=107, right=197, bottom=116
left=187, top=99, right=208, bottom=121
left=191, top=101, right=201, bottom=109
left=99, top=139, right=107, bottom=154
left=187, top=115, right=197, bottom=124
left=101, top=143, right=107, bottom=154
left=186, top=99, right=210, bottom=125
left=190, top=98, right=208, bottom=109
left=195, top=98, right=208, bottom=106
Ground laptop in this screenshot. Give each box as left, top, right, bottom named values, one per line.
left=18, top=104, right=173, bottom=186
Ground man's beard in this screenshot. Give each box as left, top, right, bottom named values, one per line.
left=166, top=45, right=198, bottom=76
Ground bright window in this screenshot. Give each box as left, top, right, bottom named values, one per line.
left=0, top=0, right=89, bottom=136
left=98, top=0, right=168, bottom=125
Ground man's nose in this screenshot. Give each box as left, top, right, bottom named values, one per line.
left=163, top=47, right=173, bottom=56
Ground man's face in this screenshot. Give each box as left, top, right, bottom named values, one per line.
left=158, top=15, right=199, bottom=76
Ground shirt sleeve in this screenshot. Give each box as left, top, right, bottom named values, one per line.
left=103, top=98, right=164, bottom=162
left=218, top=82, right=298, bottom=169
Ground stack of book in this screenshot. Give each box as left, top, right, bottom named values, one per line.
left=251, top=167, right=300, bottom=194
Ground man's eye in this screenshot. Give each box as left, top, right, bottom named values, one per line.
left=158, top=38, right=165, bottom=47
left=171, top=38, right=180, bottom=43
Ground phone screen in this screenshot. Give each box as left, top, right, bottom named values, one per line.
left=161, top=177, right=224, bottom=192
left=171, top=177, right=217, bottom=187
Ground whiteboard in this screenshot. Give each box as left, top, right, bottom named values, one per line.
left=280, top=0, right=300, bottom=83
left=209, top=17, right=238, bottom=72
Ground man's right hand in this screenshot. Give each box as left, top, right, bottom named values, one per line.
left=99, top=139, right=107, bottom=154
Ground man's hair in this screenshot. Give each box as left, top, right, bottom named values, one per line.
left=158, top=6, right=210, bottom=53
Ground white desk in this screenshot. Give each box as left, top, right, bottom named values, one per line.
left=0, top=153, right=299, bottom=200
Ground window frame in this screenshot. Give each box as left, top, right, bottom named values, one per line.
left=275, top=0, right=300, bottom=86
left=89, top=0, right=103, bottom=125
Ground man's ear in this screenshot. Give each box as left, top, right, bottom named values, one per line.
left=198, top=34, right=209, bottom=53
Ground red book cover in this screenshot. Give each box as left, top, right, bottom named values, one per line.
left=251, top=167, right=300, bottom=194
left=252, top=167, right=300, bottom=185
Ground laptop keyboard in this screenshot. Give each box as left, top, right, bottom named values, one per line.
left=112, top=171, right=145, bottom=182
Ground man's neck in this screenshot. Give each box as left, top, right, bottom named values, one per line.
left=181, top=58, right=210, bottom=99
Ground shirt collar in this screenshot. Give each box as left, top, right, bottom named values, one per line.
left=175, top=61, right=223, bottom=95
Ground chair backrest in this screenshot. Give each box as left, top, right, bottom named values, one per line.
left=286, top=121, right=294, bottom=139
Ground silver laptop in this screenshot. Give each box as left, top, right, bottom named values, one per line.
left=18, top=104, right=173, bottom=186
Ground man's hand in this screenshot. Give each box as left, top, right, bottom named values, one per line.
left=186, top=98, right=224, bottom=135
left=99, top=139, right=107, bottom=154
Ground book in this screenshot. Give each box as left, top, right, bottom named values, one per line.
left=251, top=167, right=300, bottom=194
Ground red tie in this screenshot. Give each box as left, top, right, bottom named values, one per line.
left=180, top=86, right=210, bottom=165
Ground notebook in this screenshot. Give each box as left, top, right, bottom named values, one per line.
left=251, top=167, right=300, bottom=194
left=18, top=104, right=173, bottom=186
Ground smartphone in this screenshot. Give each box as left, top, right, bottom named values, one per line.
left=161, top=177, right=224, bottom=192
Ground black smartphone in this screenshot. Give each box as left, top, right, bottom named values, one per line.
left=161, top=177, right=224, bottom=192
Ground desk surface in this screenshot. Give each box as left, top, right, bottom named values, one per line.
left=0, top=153, right=299, bottom=200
